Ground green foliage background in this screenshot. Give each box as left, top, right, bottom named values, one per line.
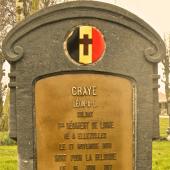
left=0, top=132, right=16, bottom=145
left=0, top=91, right=10, bottom=131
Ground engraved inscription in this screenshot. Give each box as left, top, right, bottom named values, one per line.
left=70, top=155, right=82, bottom=161
left=77, top=111, right=93, bottom=118
left=73, top=98, right=96, bottom=108
left=55, top=154, right=66, bottom=162
left=104, top=165, right=112, bottom=170
left=66, top=121, right=89, bottom=129
left=95, top=153, right=117, bottom=160
left=71, top=86, right=97, bottom=96
left=73, top=166, right=78, bottom=170
left=35, top=74, right=133, bottom=170
left=100, top=122, right=114, bottom=129
left=77, top=133, right=107, bottom=139
left=77, top=143, right=99, bottom=149
left=59, top=166, right=66, bottom=170
left=86, top=165, right=95, bottom=170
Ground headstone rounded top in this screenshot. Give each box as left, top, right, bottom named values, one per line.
left=2, top=1, right=165, bottom=63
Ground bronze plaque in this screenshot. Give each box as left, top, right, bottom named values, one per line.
left=35, top=74, right=134, bottom=170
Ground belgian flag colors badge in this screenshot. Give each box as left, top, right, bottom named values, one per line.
left=65, top=26, right=105, bottom=65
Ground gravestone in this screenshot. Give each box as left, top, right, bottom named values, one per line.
left=2, top=1, right=165, bottom=170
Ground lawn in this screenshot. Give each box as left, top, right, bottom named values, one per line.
left=152, top=116, right=170, bottom=170
left=160, top=116, right=169, bottom=137
left=152, top=141, right=170, bottom=170
left=0, top=117, right=169, bottom=170
left=0, top=145, right=17, bottom=170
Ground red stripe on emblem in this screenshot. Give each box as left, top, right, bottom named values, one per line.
left=92, top=28, right=105, bottom=62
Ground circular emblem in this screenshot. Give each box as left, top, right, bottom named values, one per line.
left=65, top=26, right=105, bottom=65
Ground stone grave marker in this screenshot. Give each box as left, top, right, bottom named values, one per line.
left=2, top=1, right=165, bottom=170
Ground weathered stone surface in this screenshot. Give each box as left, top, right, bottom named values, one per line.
left=2, top=1, right=165, bottom=170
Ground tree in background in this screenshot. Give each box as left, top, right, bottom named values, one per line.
left=0, top=0, right=49, bottom=130
left=0, top=0, right=16, bottom=130
left=162, top=34, right=170, bottom=140
left=16, top=0, right=62, bottom=22
left=162, top=34, right=170, bottom=111
left=0, top=0, right=77, bottom=131
left=0, top=90, right=9, bottom=131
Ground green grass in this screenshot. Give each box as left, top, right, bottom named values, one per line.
left=160, top=117, right=169, bottom=137
left=152, top=117, right=170, bottom=170
left=152, top=141, right=170, bottom=170
left=0, top=145, right=17, bottom=170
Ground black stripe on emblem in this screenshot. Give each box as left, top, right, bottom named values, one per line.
left=67, top=27, right=79, bottom=62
